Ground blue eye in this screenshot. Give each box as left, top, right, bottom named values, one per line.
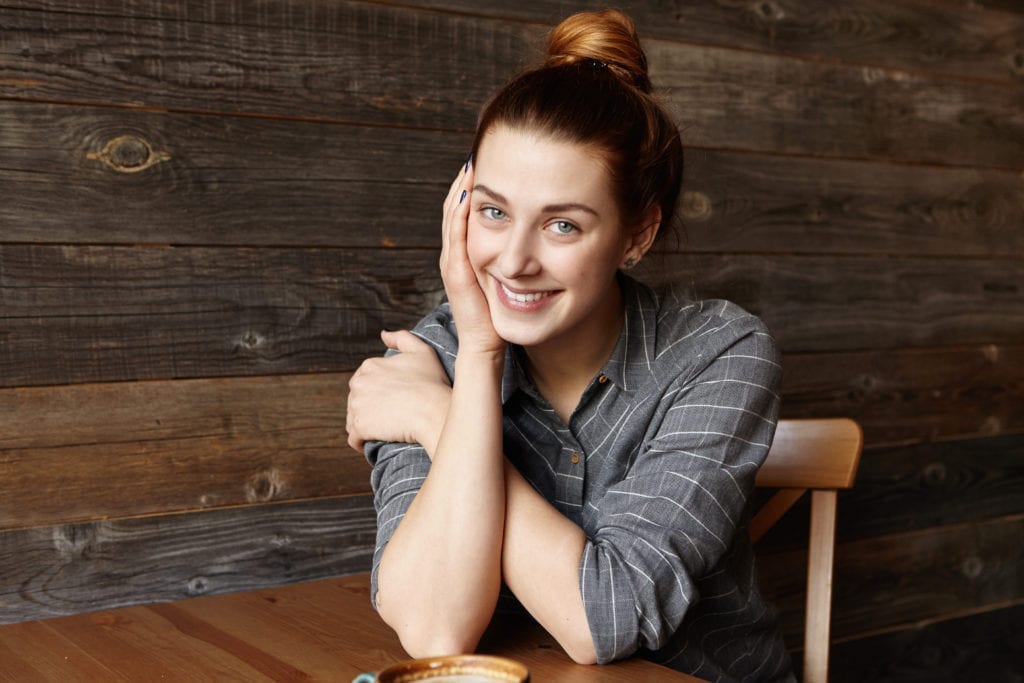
left=550, top=221, right=577, bottom=235
left=482, top=207, right=506, bottom=220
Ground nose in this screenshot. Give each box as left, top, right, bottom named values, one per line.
left=495, top=225, right=540, bottom=280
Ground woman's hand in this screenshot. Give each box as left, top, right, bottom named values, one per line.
left=440, top=160, right=504, bottom=357
left=346, top=329, right=452, bottom=456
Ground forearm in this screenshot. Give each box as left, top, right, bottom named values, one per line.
left=501, top=461, right=597, bottom=664
left=376, top=351, right=506, bottom=657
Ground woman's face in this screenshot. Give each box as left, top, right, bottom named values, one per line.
left=467, top=125, right=635, bottom=355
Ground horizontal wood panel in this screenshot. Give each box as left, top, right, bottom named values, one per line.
left=3, top=101, right=1023, bottom=256
left=0, top=374, right=369, bottom=531
left=782, top=344, right=1024, bottom=445
left=0, top=495, right=375, bottom=624
left=4, top=3, right=1022, bottom=166
left=0, top=245, right=444, bottom=385
left=0, top=101, right=463, bottom=248
left=10, top=0, right=1022, bottom=86
left=647, top=38, right=1024, bottom=167
left=650, top=252, right=1024, bottom=352
left=829, top=603, right=1024, bottom=683
left=2, top=365, right=1019, bottom=531
left=398, top=0, right=1024, bottom=85
left=2, top=246, right=1022, bottom=386
left=755, top=432, right=1024, bottom=552
left=757, top=514, right=1024, bottom=644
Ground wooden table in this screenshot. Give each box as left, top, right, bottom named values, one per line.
left=0, top=573, right=701, bottom=681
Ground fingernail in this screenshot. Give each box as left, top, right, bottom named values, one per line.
left=459, top=189, right=467, bottom=204
left=465, top=152, right=473, bottom=172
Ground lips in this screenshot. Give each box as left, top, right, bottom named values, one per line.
left=501, top=282, right=553, bottom=303
left=493, top=278, right=559, bottom=310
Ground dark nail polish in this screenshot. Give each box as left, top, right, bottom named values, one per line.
left=465, top=152, right=474, bottom=172
left=459, top=189, right=467, bottom=204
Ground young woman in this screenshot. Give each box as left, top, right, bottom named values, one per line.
left=346, top=9, right=793, bottom=682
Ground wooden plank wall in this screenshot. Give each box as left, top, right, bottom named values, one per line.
left=1, top=1, right=1022, bottom=679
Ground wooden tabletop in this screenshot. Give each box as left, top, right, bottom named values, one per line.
left=0, top=573, right=702, bottom=681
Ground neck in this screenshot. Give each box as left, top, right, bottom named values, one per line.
left=522, top=281, right=625, bottom=421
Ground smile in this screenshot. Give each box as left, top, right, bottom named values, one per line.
left=501, top=282, right=554, bottom=303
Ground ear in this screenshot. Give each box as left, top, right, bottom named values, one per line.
left=621, top=204, right=662, bottom=268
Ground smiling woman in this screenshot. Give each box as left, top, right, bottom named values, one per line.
left=345, top=9, right=793, bottom=682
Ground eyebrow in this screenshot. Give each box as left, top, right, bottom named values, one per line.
left=473, top=183, right=601, bottom=218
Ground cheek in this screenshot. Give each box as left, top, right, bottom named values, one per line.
left=465, top=220, right=489, bottom=273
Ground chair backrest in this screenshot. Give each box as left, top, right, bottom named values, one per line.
left=751, top=418, right=863, bottom=683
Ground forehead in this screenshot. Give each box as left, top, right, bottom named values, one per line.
left=474, top=126, right=615, bottom=210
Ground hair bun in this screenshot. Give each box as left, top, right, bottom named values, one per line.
left=545, top=9, right=652, bottom=92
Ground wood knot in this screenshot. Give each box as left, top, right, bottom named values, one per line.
left=960, top=556, right=983, bottom=580
left=187, top=576, right=210, bottom=595
left=1011, top=51, right=1024, bottom=76
left=87, top=134, right=170, bottom=173
left=679, top=191, right=712, bottom=221
left=245, top=468, right=284, bottom=503
left=754, top=0, right=785, bottom=22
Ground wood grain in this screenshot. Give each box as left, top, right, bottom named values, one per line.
left=756, top=432, right=1024, bottom=551
left=757, top=513, right=1024, bottom=643
left=782, top=343, right=1024, bottom=445
left=3, top=101, right=1023, bottom=256
left=3, top=3, right=1022, bottom=166
left=0, top=374, right=369, bottom=531
left=0, top=495, right=375, bottom=624
left=829, top=603, right=1024, bottom=683
left=398, top=0, right=1024, bottom=85
left=3, top=245, right=1022, bottom=386
left=0, top=575, right=701, bottom=681
left=0, top=100, right=464, bottom=248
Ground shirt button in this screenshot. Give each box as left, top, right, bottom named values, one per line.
left=598, top=374, right=609, bottom=384
left=571, top=453, right=580, bottom=464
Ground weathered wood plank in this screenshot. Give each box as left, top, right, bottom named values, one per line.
left=2, top=245, right=1022, bottom=385
left=4, top=101, right=1023, bottom=256
left=0, top=374, right=369, bottom=531
left=757, top=514, right=1024, bottom=644
left=782, top=344, right=1024, bottom=445
left=829, top=603, right=1024, bottom=683
left=398, top=0, right=1024, bottom=85
left=679, top=148, right=1024, bottom=256
left=0, top=100, right=464, bottom=248
left=755, top=432, right=1024, bottom=553
left=0, top=244, right=444, bottom=385
left=646, top=38, right=1024, bottom=168
left=9, top=0, right=1023, bottom=85
left=652, top=253, right=1024, bottom=352
left=0, top=495, right=375, bottom=624
left=3, top=3, right=1022, bottom=166
left=841, top=434, right=1024, bottom=539
left=2, top=366, right=1019, bottom=532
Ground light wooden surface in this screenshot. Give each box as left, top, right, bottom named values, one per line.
left=750, top=418, right=864, bottom=683
left=0, top=573, right=702, bottom=682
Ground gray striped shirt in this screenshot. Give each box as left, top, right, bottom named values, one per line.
left=367, top=275, right=794, bottom=682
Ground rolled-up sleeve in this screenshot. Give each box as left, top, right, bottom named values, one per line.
left=363, top=306, right=459, bottom=610
left=366, top=440, right=432, bottom=609
left=580, top=323, right=781, bottom=662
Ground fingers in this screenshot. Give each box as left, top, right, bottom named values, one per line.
left=440, top=157, right=474, bottom=278
left=380, top=329, right=428, bottom=354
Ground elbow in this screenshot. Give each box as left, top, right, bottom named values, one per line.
left=559, top=630, right=599, bottom=666
left=380, top=604, right=485, bottom=660
left=567, top=648, right=598, bottom=666
left=394, top=625, right=482, bottom=660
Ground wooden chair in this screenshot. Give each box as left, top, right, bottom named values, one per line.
left=750, top=418, right=863, bottom=683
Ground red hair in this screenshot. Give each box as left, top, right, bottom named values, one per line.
left=471, top=9, right=682, bottom=236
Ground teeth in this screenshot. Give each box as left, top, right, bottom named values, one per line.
left=502, top=283, right=551, bottom=303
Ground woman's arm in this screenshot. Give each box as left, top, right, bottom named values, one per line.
left=500, top=462, right=596, bottom=664
left=370, top=161, right=510, bottom=657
